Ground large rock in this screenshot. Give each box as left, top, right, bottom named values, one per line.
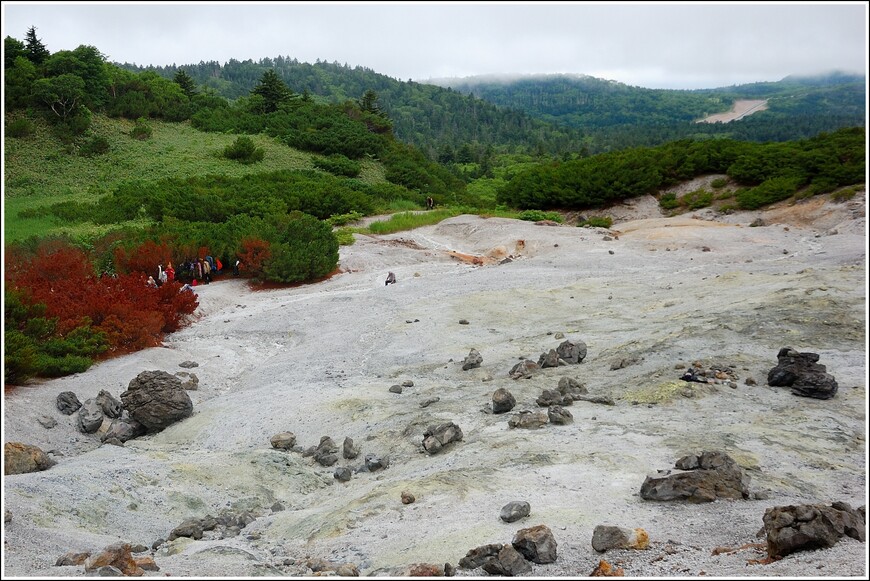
left=459, top=544, right=503, bottom=569
left=509, top=359, right=540, bottom=379
left=640, top=451, right=751, bottom=503
left=120, top=370, right=193, bottom=432
left=512, top=524, right=558, bottom=564
left=4, top=442, right=56, bottom=475
left=592, top=525, right=650, bottom=552
left=270, top=432, right=297, bottom=450
left=55, top=391, right=82, bottom=415
left=492, top=388, right=517, bottom=414
left=95, top=390, right=123, bottom=418
left=508, top=410, right=549, bottom=429
left=557, top=339, right=587, bottom=364
left=537, top=349, right=561, bottom=368
left=500, top=501, right=531, bottom=523
left=763, top=502, right=866, bottom=558
left=77, top=398, right=104, bottom=434
left=422, top=422, right=463, bottom=454
left=767, top=347, right=838, bottom=399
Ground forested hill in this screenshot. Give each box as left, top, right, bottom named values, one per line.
left=118, top=58, right=588, bottom=158
left=429, top=73, right=867, bottom=150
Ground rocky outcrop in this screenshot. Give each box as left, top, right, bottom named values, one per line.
left=84, top=542, right=144, bottom=576
left=120, top=371, right=193, bottom=433
left=767, top=347, right=838, bottom=399
left=4, top=442, right=56, bottom=475
left=763, top=501, right=866, bottom=558
left=482, top=545, right=532, bottom=576
left=640, top=451, right=751, bottom=502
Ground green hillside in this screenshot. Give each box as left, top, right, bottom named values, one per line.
left=3, top=114, right=388, bottom=243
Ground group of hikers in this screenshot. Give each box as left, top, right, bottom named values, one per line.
left=146, top=256, right=244, bottom=288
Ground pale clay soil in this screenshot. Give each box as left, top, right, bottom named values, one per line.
left=2, top=185, right=868, bottom=579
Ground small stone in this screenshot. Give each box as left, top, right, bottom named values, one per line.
left=389, top=385, right=403, bottom=394
left=459, top=319, right=470, bottom=325
left=401, top=491, right=415, bottom=504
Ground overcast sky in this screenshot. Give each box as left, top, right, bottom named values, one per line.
left=2, top=2, right=867, bottom=90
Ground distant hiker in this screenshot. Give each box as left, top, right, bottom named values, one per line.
left=426, top=196, right=434, bottom=210
left=165, top=262, right=175, bottom=282
left=233, top=259, right=241, bottom=277
left=158, top=264, right=168, bottom=286
left=146, top=276, right=158, bottom=288
left=385, top=272, right=397, bottom=286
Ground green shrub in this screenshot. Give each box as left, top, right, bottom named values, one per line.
left=34, top=353, right=94, bottom=377
left=579, top=216, right=613, bottom=228
left=736, top=177, right=802, bottom=210
left=4, top=329, right=39, bottom=385
left=659, top=192, right=679, bottom=210
left=326, top=211, right=364, bottom=226
left=223, top=135, right=265, bottom=164
left=313, top=153, right=362, bottom=177
left=710, top=177, right=728, bottom=189
left=7, top=117, right=33, bottom=138
left=518, top=209, right=563, bottom=223
left=79, top=135, right=110, bottom=157
left=831, top=186, right=861, bottom=202
left=684, top=189, right=713, bottom=210
left=262, top=213, right=339, bottom=283
left=334, top=227, right=356, bottom=246
left=130, top=117, right=153, bottom=140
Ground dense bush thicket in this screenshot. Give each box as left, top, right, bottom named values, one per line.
left=498, top=127, right=865, bottom=210
left=4, top=238, right=199, bottom=384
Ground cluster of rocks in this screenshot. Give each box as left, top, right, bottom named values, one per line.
left=56, top=368, right=196, bottom=446
left=507, top=339, right=588, bottom=380
left=677, top=361, right=740, bottom=387
left=161, top=508, right=259, bottom=544
left=487, top=375, right=614, bottom=432
left=460, top=338, right=587, bottom=380
left=55, top=542, right=158, bottom=576
left=459, top=524, right=558, bottom=576
left=269, top=432, right=389, bottom=483
left=638, top=451, right=866, bottom=561
left=6, top=368, right=198, bottom=476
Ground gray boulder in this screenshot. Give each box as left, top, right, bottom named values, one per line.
left=462, top=348, right=483, bottom=371
left=77, top=398, right=104, bottom=434
left=640, top=451, right=751, bottom=503
left=422, top=422, right=463, bottom=454
left=120, top=371, right=193, bottom=433
left=500, top=501, right=531, bottom=523
left=95, top=390, right=123, bottom=419
left=56, top=391, right=82, bottom=415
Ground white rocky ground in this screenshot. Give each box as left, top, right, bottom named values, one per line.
left=2, top=188, right=868, bottom=579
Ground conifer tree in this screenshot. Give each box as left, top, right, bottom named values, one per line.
left=24, top=26, right=49, bottom=65
left=251, top=69, right=295, bottom=113
left=173, top=69, right=197, bottom=98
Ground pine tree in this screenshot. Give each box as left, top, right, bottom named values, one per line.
left=24, top=26, right=49, bottom=65
left=251, top=69, right=295, bottom=113
left=173, top=69, right=197, bottom=98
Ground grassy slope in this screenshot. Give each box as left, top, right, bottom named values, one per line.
left=3, top=114, right=387, bottom=243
